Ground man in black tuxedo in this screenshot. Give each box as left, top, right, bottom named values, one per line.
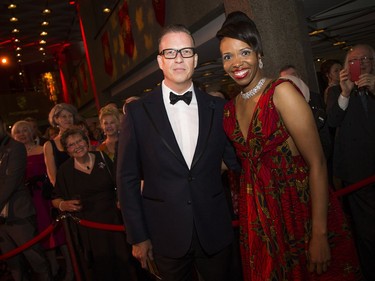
left=0, top=116, right=51, bottom=281
left=117, top=24, right=239, bottom=281
left=327, top=44, right=375, bottom=281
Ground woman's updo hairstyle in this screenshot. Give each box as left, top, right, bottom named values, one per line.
left=216, top=11, right=264, bottom=57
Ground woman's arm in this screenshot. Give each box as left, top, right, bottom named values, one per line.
left=43, top=141, right=57, bottom=186
left=52, top=198, right=82, bottom=212
left=52, top=168, right=82, bottom=212
left=273, top=81, right=330, bottom=274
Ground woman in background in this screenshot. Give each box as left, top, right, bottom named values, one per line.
left=216, top=11, right=360, bottom=281
left=44, top=103, right=79, bottom=281
left=96, top=104, right=121, bottom=161
left=52, top=128, right=139, bottom=281
left=320, top=59, right=342, bottom=106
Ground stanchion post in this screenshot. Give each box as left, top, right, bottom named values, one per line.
left=62, top=218, right=83, bottom=281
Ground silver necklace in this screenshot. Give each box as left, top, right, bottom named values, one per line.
left=75, top=153, right=93, bottom=170
left=240, top=78, right=266, bottom=99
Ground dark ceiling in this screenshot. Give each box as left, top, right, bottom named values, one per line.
left=305, top=0, right=375, bottom=59
left=0, top=0, right=374, bottom=100
left=0, top=0, right=82, bottom=65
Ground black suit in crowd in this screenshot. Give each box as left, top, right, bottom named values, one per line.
left=117, top=86, right=240, bottom=280
left=327, top=87, right=375, bottom=280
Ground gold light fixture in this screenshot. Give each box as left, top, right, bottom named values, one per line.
left=14, top=38, right=20, bottom=43
left=16, top=47, right=21, bottom=51
left=309, top=29, right=325, bottom=36
left=39, top=39, right=47, bottom=44
left=103, top=7, right=111, bottom=13
left=8, top=2, right=17, bottom=9
left=40, top=31, right=48, bottom=36
left=333, top=41, right=346, bottom=46
left=42, top=8, right=51, bottom=14
left=12, top=28, right=19, bottom=33
left=16, top=53, right=21, bottom=57
left=10, top=16, right=18, bottom=22
left=41, top=21, right=49, bottom=26
left=39, top=47, right=45, bottom=51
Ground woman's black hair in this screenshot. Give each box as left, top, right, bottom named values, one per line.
left=216, top=11, right=264, bottom=56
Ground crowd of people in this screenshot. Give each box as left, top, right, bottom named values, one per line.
left=0, top=10, right=374, bottom=281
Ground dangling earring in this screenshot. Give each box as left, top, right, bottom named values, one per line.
left=259, top=58, right=264, bottom=69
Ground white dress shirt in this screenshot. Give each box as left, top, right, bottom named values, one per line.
left=162, top=81, right=199, bottom=168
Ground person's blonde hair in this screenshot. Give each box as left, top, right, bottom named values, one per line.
left=11, top=120, right=34, bottom=138
left=99, top=105, right=121, bottom=125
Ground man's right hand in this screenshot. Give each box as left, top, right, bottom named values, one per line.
left=132, top=239, right=153, bottom=268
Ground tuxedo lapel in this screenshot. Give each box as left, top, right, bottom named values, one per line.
left=191, top=88, right=215, bottom=169
left=142, top=89, right=187, bottom=167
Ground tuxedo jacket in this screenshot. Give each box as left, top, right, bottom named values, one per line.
left=327, top=88, right=375, bottom=183
left=117, top=86, right=239, bottom=258
left=0, top=135, right=35, bottom=222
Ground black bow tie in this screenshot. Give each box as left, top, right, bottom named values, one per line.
left=169, top=91, right=192, bottom=105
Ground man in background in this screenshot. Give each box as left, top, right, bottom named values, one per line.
left=0, top=115, right=51, bottom=281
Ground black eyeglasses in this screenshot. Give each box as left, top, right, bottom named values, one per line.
left=349, top=56, right=373, bottom=64
left=159, top=48, right=195, bottom=59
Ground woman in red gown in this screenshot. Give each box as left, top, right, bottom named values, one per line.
left=216, top=11, right=361, bottom=281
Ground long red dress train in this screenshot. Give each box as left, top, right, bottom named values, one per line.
left=223, top=79, right=361, bottom=281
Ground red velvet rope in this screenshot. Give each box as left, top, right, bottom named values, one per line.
left=0, top=174, right=373, bottom=261
left=78, top=219, right=125, bottom=231
left=333, top=174, right=375, bottom=198
left=0, top=224, right=55, bottom=260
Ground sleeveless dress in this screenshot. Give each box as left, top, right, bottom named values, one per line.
left=25, top=153, right=65, bottom=249
left=223, top=79, right=361, bottom=281
left=50, top=139, right=70, bottom=168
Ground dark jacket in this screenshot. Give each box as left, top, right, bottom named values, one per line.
left=0, top=135, right=35, bottom=222
left=327, top=88, right=375, bottom=183
left=117, top=86, right=239, bottom=258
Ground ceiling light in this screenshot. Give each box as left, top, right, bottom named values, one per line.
left=41, top=21, right=49, bottom=26
left=40, top=31, right=48, bottom=36
left=16, top=53, right=21, bottom=57
left=42, top=8, right=51, bottom=14
left=14, top=38, right=20, bottom=42
left=39, top=47, right=45, bottom=51
left=8, top=3, right=17, bottom=9
left=16, top=47, right=21, bottom=51
left=309, top=29, right=324, bottom=36
left=10, top=17, right=18, bottom=22
left=333, top=41, right=346, bottom=46
left=103, top=7, right=111, bottom=13
left=1, top=58, right=8, bottom=64
left=39, top=39, right=47, bottom=44
left=12, top=28, right=19, bottom=33
left=18, top=59, right=22, bottom=63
